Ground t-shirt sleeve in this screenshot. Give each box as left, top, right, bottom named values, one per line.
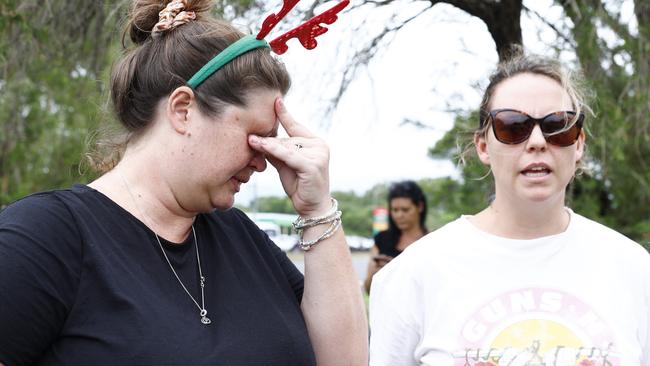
left=0, top=193, right=82, bottom=366
left=230, top=209, right=305, bottom=303
left=369, top=257, right=422, bottom=366
left=266, top=233, right=305, bottom=302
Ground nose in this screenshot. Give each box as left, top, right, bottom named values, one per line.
left=249, top=151, right=267, bottom=172
left=525, top=124, right=547, bottom=152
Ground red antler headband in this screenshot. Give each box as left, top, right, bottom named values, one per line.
left=187, top=0, right=349, bottom=88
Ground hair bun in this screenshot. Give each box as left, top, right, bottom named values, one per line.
left=125, top=0, right=213, bottom=45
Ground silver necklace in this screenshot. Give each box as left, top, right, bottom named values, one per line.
left=120, top=173, right=211, bottom=325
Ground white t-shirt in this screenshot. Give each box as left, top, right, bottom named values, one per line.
left=369, top=209, right=650, bottom=366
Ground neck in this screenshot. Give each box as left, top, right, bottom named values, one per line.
left=472, top=194, right=569, bottom=239
left=400, top=225, right=424, bottom=238
left=89, top=150, right=195, bottom=243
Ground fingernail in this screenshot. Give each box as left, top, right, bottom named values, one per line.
left=278, top=98, right=285, bottom=110
left=249, top=135, right=261, bottom=145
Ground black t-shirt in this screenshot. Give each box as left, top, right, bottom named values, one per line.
left=0, top=185, right=315, bottom=366
left=374, top=230, right=402, bottom=258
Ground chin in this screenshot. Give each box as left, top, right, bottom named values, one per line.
left=521, top=189, right=563, bottom=204
left=210, top=196, right=235, bottom=211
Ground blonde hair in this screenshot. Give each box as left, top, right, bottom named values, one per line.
left=477, top=52, right=593, bottom=138
left=458, top=51, right=594, bottom=176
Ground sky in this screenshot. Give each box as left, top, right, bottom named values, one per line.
left=232, top=0, right=618, bottom=206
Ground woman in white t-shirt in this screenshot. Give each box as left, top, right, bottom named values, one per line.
left=369, top=53, right=650, bottom=366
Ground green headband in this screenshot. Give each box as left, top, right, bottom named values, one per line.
left=186, top=35, right=270, bottom=89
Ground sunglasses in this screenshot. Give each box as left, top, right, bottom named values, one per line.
left=486, top=109, right=585, bottom=147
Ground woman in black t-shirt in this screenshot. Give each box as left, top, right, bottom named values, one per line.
left=0, top=1, right=367, bottom=365
left=363, top=180, right=428, bottom=294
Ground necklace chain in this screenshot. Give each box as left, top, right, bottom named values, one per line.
left=120, top=173, right=211, bottom=325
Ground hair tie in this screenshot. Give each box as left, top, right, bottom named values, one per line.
left=152, top=0, right=196, bottom=37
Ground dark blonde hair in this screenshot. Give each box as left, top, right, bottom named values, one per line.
left=88, top=0, right=290, bottom=172
left=476, top=52, right=593, bottom=138
left=456, top=52, right=594, bottom=170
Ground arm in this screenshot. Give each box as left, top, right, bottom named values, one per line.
left=363, top=246, right=393, bottom=294
left=0, top=194, right=81, bottom=365
left=248, top=98, right=367, bottom=365
left=301, top=219, right=368, bottom=366
left=363, top=246, right=381, bottom=294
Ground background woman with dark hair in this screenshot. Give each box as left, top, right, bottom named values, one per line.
left=363, top=180, right=428, bottom=293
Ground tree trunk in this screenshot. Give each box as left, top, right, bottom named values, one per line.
left=434, top=0, right=523, bottom=61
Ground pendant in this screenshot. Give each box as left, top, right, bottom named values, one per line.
left=200, top=309, right=211, bottom=325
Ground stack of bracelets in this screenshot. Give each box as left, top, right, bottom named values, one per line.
left=293, top=198, right=342, bottom=251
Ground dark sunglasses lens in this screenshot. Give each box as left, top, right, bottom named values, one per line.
left=542, top=112, right=581, bottom=146
left=493, top=111, right=533, bottom=144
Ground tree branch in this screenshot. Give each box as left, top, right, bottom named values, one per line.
left=522, top=4, right=576, bottom=48
left=327, top=3, right=434, bottom=111
left=431, top=0, right=523, bottom=61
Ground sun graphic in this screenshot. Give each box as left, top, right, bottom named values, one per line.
left=491, top=318, right=583, bottom=355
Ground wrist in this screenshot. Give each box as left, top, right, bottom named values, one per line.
left=297, top=197, right=335, bottom=219
left=293, top=197, right=342, bottom=251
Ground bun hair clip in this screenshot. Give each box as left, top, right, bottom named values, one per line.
left=187, top=0, right=349, bottom=88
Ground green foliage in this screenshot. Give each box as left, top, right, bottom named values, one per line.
left=553, top=1, right=650, bottom=243
left=333, top=190, right=376, bottom=237
left=250, top=196, right=296, bottom=214
left=0, top=0, right=263, bottom=208
left=0, top=1, right=118, bottom=206
left=247, top=187, right=388, bottom=237
left=424, top=112, right=493, bottom=224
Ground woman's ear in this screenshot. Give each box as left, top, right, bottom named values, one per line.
left=166, top=86, right=195, bottom=135
left=475, top=132, right=490, bottom=166
left=575, top=128, right=586, bottom=163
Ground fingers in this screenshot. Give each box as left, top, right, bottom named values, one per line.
left=247, top=135, right=303, bottom=168
left=275, top=98, right=315, bottom=138
left=249, top=135, right=325, bottom=163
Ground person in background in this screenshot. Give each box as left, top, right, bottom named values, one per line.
left=0, top=1, right=367, bottom=365
left=369, top=53, right=650, bottom=365
left=363, top=180, right=428, bottom=294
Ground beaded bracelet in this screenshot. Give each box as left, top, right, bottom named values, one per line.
left=293, top=198, right=343, bottom=251
left=298, top=217, right=342, bottom=251
left=293, top=198, right=339, bottom=230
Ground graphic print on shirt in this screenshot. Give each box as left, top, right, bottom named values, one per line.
left=454, top=288, right=618, bottom=366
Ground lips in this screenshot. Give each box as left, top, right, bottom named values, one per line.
left=521, top=162, right=552, bottom=177
left=233, top=175, right=250, bottom=184
left=230, top=174, right=251, bottom=192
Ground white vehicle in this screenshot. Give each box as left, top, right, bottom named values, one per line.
left=254, top=221, right=298, bottom=252
left=346, top=235, right=374, bottom=251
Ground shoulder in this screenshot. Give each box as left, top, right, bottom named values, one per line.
left=207, top=207, right=260, bottom=233
left=373, top=217, right=467, bottom=285
left=570, top=211, right=650, bottom=262
left=373, top=230, right=395, bottom=247
left=1, top=188, right=79, bottom=231
left=202, top=207, right=273, bottom=249
left=374, top=230, right=391, bottom=241
left=1, top=187, right=87, bottom=255
left=401, top=217, right=469, bottom=256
